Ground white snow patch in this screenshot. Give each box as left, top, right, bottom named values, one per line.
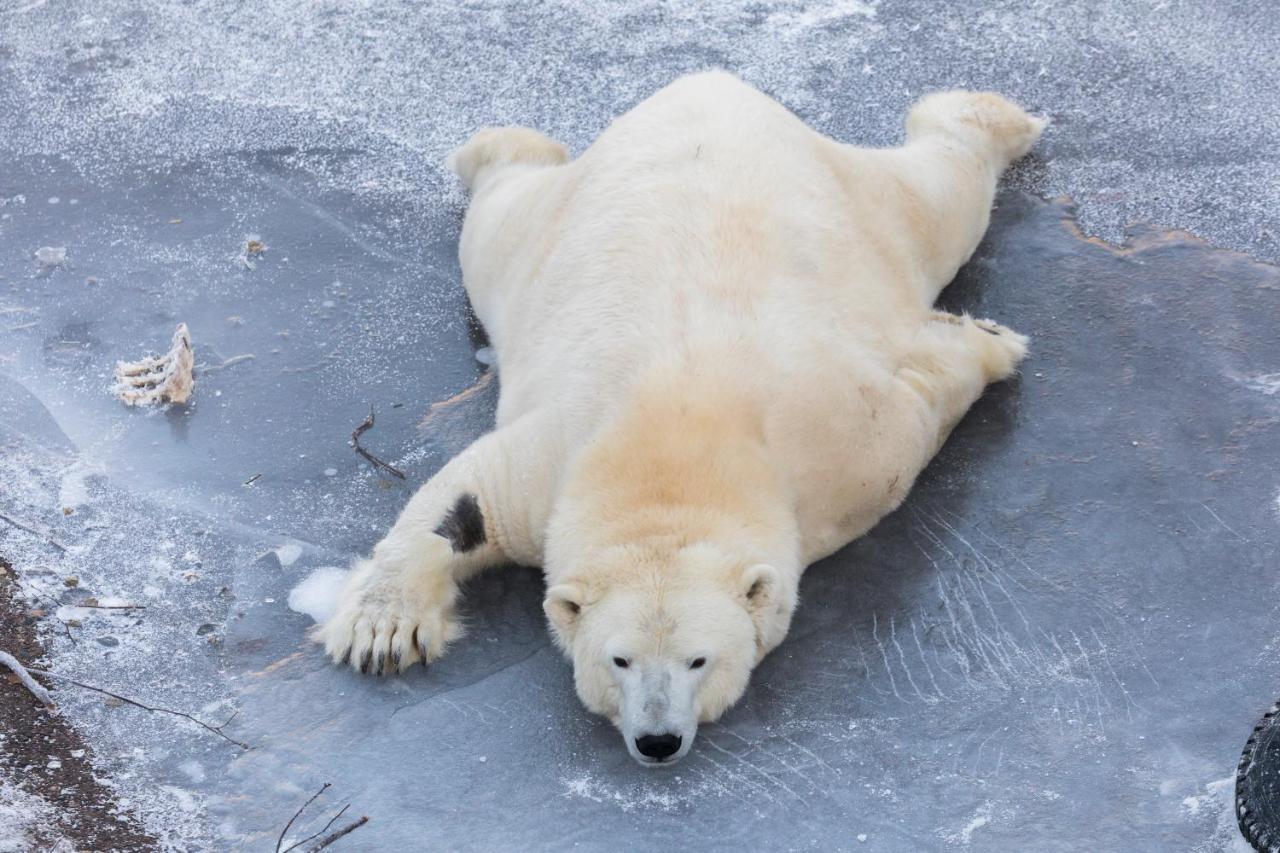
left=1181, top=775, right=1252, bottom=852
left=160, top=785, right=200, bottom=814
left=57, top=458, right=100, bottom=509
left=287, top=566, right=347, bottom=623
left=561, top=774, right=682, bottom=812
left=178, top=760, right=206, bottom=784
left=274, top=543, right=303, bottom=567
left=943, top=801, right=994, bottom=845
left=34, top=246, right=66, bottom=268
left=0, top=780, right=72, bottom=852
left=1239, top=372, right=1280, bottom=396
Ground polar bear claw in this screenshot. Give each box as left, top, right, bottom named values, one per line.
left=317, top=536, right=463, bottom=675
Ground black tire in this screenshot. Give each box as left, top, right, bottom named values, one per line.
left=1238, top=699, right=1280, bottom=852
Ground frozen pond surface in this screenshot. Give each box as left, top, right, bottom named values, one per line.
left=1, top=1, right=1279, bottom=850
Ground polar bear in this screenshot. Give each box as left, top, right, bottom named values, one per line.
left=317, top=71, right=1042, bottom=765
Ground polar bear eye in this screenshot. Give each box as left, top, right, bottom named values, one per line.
left=690, top=657, right=706, bottom=670
left=612, top=657, right=630, bottom=669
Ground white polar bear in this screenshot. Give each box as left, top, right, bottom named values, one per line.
left=317, top=71, right=1042, bottom=765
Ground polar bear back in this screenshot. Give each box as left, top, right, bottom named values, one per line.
left=462, top=72, right=952, bottom=432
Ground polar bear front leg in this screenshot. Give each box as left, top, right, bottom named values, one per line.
left=317, top=416, right=549, bottom=675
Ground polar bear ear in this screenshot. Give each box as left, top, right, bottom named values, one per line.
left=741, top=564, right=779, bottom=613
left=740, top=563, right=788, bottom=657
left=544, top=582, right=586, bottom=646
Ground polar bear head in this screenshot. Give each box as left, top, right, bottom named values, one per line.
left=543, top=543, right=792, bottom=766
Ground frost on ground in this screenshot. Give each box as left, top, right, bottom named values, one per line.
left=0, top=779, right=73, bottom=853
left=942, top=801, right=994, bottom=846
left=274, top=542, right=303, bottom=567
left=0, top=418, right=241, bottom=849
left=1, top=0, right=1278, bottom=260
left=562, top=773, right=683, bottom=813
left=1181, top=775, right=1253, bottom=853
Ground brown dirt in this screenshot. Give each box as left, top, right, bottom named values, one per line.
left=0, top=557, right=158, bottom=852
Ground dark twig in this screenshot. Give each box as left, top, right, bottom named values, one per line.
left=277, top=783, right=331, bottom=853
left=243, top=473, right=262, bottom=486
left=22, top=664, right=251, bottom=750
left=71, top=603, right=146, bottom=610
left=350, top=406, right=405, bottom=480
left=305, top=815, right=369, bottom=852
left=283, top=803, right=349, bottom=853
left=0, top=511, right=68, bottom=552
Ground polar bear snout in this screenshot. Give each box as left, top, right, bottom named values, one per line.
left=635, top=733, right=683, bottom=762
left=616, top=659, right=701, bottom=766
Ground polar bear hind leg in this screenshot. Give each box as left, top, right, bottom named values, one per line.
left=447, top=126, right=568, bottom=192
left=906, top=90, right=1047, bottom=165
left=897, top=311, right=1029, bottom=450
left=886, top=91, right=1046, bottom=304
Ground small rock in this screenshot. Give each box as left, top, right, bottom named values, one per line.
left=65, top=619, right=82, bottom=628
left=104, top=696, right=123, bottom=708
left=196, top=623, right=216, bottom=636
left=62, top=506, right=74, bottom=515
left=83, top=597, right=98, bottom=607
left=63, top=576, right=79, bottom=587
left=246, top=239, right=266, bottom=256
left=95, top=636, right=119, bottom=647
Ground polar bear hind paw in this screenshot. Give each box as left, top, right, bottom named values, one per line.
left=973, top=318, right=1030, bottom=379
left=447, top=126, right=568, bottom=190
left=907, top=90, right=1046, bottom=162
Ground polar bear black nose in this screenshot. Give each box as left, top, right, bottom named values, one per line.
left=635, top=733, right=682, bottom=760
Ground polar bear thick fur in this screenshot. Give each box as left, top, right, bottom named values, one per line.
left=317, top=72, right=1042, bottom=765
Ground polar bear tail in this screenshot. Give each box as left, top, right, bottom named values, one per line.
left=905, top=91, right=1048, bottom=165
left=446, top=127, right=569, bottom=192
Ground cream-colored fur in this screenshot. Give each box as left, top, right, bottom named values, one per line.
left=317, top=72, right=1041, bottom=764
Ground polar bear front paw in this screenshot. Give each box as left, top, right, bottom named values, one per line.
left=315, top=536, right=463, bottom=675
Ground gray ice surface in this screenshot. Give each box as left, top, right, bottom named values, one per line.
left=1, top=1, right=1278, bottom=850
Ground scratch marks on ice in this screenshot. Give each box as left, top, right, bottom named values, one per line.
left=859, top=505, right=1159, bottom=745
